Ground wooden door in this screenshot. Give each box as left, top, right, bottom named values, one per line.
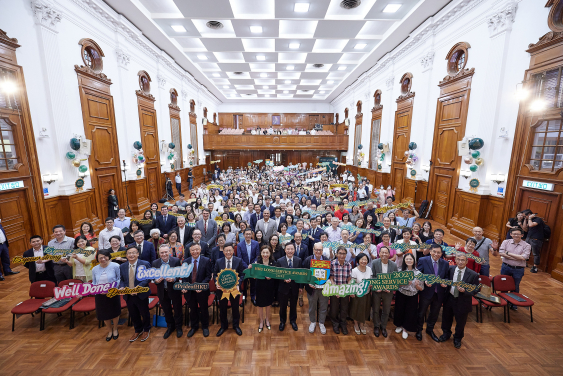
left=391, top=104, right=413, bottom=201
left=428, top=74, right=473, bottom=225
left=0, top=188, right=32, bottom=257
left=139, top=108, right=161, bottom=204
left=518, top=188, right=560, bottom=270
left=78, top=75, right=122, bottom=219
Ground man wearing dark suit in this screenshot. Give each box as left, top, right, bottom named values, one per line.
left=272, top=207, right=286, bottom=231
left=416, top=244, right=450, bottom=342
left=439, top=253, right=480, bottom=348
left=371, top=250, right=398, bottom=338
left=156, top=206, right=177, bottom=239
left=249, top=204, right=262, bottom=231
left=196, top=209, right=218, bottom=248
left=185, top=229, right=210, bottom=259
left=0, top=221, right=18, bottom=281
left=23, top=235, right=56, bottom=283
left=293, top=232, right=309, bottom=260
left=261, top=197, right=275, bottom=214
left=128, top=230, right=157, bottom=265
left=276, top=243, right=302, bottom=331
left=152, top=244, right=183, bottom=339
left=120, top=246, right=152, bottom=342
left=307, top=221, right=322, bottom=247
left=183, top=243, right=212, bottom=338
left=238, top=229, right=259, bottom=302
left=172, top=216, right=194, bottom=246
left=214, top=244, right=244, bottom=337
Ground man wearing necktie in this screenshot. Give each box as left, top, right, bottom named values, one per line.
left=439, top=253, right=479, bottom=349
left=156, top=206, right=177, bottom=239
left=152, top=244, right=183, bottom=339
left=214, top=245, right=244, bottom=337
left=276, top=243, right=302, bottom=332
left=416, top=243, right=449, bottom=342
left=183, top=243, right=212, bottom=338
left=196, top=209, right=217, bottom=248
left=304, top=243, right=329, bottom=334
left=119, top=245, right=151, bottom=342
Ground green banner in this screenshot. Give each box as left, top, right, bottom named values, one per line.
left=364, top=271, right=415, bottom=291
left=243, top=264, right=318, bottom=284
left=386, top=243, right=487, bottom=264
left=416, top=274, right=482, bottom=293
left=321, top=281, right=371, bottom=297
left=321, top=241, right=369, bottom=253
left=43, top=247, right=96, bottom=257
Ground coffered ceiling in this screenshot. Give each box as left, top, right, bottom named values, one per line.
left=103, top=0, right=451, bottom=102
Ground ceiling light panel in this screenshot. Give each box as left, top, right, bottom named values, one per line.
left=294, top=3, right=310, bottom=12
left=241, top=38, right=276, bottom=52
left=279, top=20, right=318, bottom=38
left=383, top=4, right=402, bottom=13
left=213, top=52, right=245, bottom=63
left=312, top=39, right=349, bottom=52
left=250, top=26, right=263, bottom=33
left=230, top=0, right=275, bottom=19
left=278, top=53, right=307, bottom=63
left=171, top=25, right=186, bottom=32
left=356, top=20, right=397, bottom=38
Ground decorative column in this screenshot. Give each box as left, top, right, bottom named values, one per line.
left=417, top=49, right=435, bottom=180
left=31, top=0, right=77, bottom=194
left=381, top=74, right=395, bottom=173
left=156, top=56, right=170, bottom=173
left=470, top=1, right=517, bottom=194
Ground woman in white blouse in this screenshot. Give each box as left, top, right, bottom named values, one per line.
left=349, top=253, right=373, bottom=335
left=395, top=228, right=418, bottom=271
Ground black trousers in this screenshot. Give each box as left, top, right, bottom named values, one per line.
left=417, top=293, right=443, bottom=332
left=126, top=295, right=151, bottom=333
left=278, top=287, right=299, bottom=324
left=186, top=290, right=210, bottom=329
left=176, top=183, right=182, bottom=195
left=217, top=290, right=240, bottom=329
left=33, top=271, right=56, bottom=284
left=53, top=264, right=72, bottom=284
left=0, top=243, right=11, bottom=276
left=330, top=296, right=349, bottom=328
left=441, top=295, right=470, bottom=340
left=160, top=288, right=183, bottom=329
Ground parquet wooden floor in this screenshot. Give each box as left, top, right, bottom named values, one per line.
left=1, top=222, right=563, bottom=376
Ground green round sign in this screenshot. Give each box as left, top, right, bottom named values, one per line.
left=410, top=169, right=416, bottom=176
left=75, top=178, right=84, bottom=188
left=136, top=168, right=142, bottom=176
left=217, top=269, right=237, bottom=291
left=469, top=178, right=480, bottom=188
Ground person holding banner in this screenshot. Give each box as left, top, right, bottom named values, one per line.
left=254, top=245, right=276, bottom=332
left=396, top=228, right=418, bottom=269
left=349, top=253, right=372, bottom=335
left=439, top=252, right=480, bottom=348
left=330, top=246, right=352, bottom=335
left=214, top=245, right=244, bottom=337
left=48, top=225, right=75, bottom=284
left=153, top=245, right=184, bottom=339
left=453, top=238, right=482, bottom=274
left=376, top=232, right=397, bottom=262
left=276, top=242, right=302, bottom=331
left=65, top=236, right=96, bottom=282
left=183, top=243, right=212, bottom=338
left=23, top=235, right=56, bottom=283
left=304, top=242, right=329, bottom=335
left=105, top=235, right=127, bottom=264
left=92, top=249, right=121, bottom=341
left=371, top=246, right=398, bottom=338
left=120, top=245, right=152, bottom=342
left=393, top=253, right=422, bottom=340
left=416, top=243, right=449, bottom=342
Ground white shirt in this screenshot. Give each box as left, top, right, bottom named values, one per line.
left=262, top=219, right=270, bottom=233
left=286, top=256, right=294, bottom=266
left=450, top=267, right=466, bottom=296
left=135, top=241, right=144, bottom=254
left=325, top=226, right=342, bottom=242
left=0, top=227, right=6, bottom=243
left=381, top=262, right=388, bottom=274
left=175, top=175, right=181, bottom=183
left=33, top=247, right=46, bottom=272
left=178, top=226, right=185, bottom=242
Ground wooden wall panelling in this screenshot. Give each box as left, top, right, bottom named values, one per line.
left=0, top=188, right=33, bottom=259
left=218, top=113, right=233, bottom=128
left=414, top=180, right=429, bottom=210
left=76, top=64, right=122, bottom=222
left=403, top=178, right=417, bottom=204
left=203, top=135, right=348, bottom=151
left=169, top=99, right=182, bottom=169
left=44, top=190, right=102, bottom=239
left=0, top=33, right=48, bottom=247
left=218, top=113, right=334, bottom=130
left=502, top=17, right=563, bottom=278
left=370, top=91, right=383, bottom=170
left=136, top=87, right=161, bottom=204
left=353, top=101, right=363, bottom=166
left=427, top=67, right=474, bottom=227
left=124, top=178, right=150, bottom=215
left=189, top=100, right=198, bottom=166
left=391, top=78, right=415, bottom=202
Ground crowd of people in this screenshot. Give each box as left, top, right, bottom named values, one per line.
left=8, top=163, right=544, bottom=348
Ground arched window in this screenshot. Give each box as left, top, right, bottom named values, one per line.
left=0, top=117, right=18, bottom=170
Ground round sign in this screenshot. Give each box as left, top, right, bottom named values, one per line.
left=410, top=169, right=417, bottom=176
left=378, top=164, right=382, bottom=170
left=469, top=178, right=480, bottom=188
left=136, top=169, right=142, bottom=176
left=217, top=268, right=238, bottom=291
left=75, top=178, right=84, bottom=188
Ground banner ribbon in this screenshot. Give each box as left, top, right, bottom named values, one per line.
left=243, top=264, right=318, bottom=284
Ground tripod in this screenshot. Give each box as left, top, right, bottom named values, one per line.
left=161, top=178, right=175, bottom=201
left=121, top=160, right=132, bottom=216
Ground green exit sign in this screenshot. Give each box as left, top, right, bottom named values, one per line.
left=522, top=180, right=554, bottom=191
left=0, top=180, right=24, bottom=191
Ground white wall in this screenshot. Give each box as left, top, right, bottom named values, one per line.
left=217, top=102, right=334, bottom=114
left=0, top=0, right=220, bottom=196
left=330, top=0, right=549, bottom=196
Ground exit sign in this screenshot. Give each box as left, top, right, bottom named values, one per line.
left=522, top=180, right=554, bottom=191
left=0, top=180, right=24, bottom=191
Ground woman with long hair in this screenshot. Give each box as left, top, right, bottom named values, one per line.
left=139, top=210, right=155, bottom=240
left=349, top=252, right=372, bottom=335
left=254, top=245, right=275, bottom=332
left=255, top=230, right=266, bottom=247
left=65, top=236, right=96, bottom=282
left=167, top=231, right=184, bottom=260
left=75, top=222, right=97, bottom=243
left=124, top=220, right=140, bottom=245
left=92, top=249, right=121, bottom=341
left=107, top=189, right=118, bottom=218
left=393, top=253, right=422, bottom=340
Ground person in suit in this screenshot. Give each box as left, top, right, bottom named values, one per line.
left=416, top=243, right=450, bottom=342
left=249, top=204, right=262, bottom=231
left=371, top=246, right=398, bottom=338
left=183, top=243, right=212, bottom=338
left=307, top=220, right=322, bottom=247
left=304, top=242, right=329, bottom=334
left=256, top=209, right=277, bottom=243
left=272, top=207, right=286, bottom=230
left=439, top=252, right=480, bottom=348
left=119, top=245, right=152, bottom=342
left=293, top=232, right=309, bottom=261
left=23, top=235, right=56, bottom=283
left=172, top=216, right=194, bottom=247
left=237, top=228, right=258, bottom=302
left=127, top=230, right=157, bottom=265
left=214, top=244, right=244, bottom=337
left=0, top=221, right=18, bottom=281
left=196, top=209, right=218, bottom=248
left=276, top=242, right=302, bottom=331
left=152, top=244, right=183, bottom=339
left=156, top=206, right=177, bottom=240
left=186, top=229, right=210, bottom=260
left=209, top=234, right=227, bottom=272
left=261, top=197, right=275, bottom=214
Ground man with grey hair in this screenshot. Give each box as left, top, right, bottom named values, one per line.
left=439, top=252, right=480, bottom=349
left=303, top=242, right=330, bottom=334
left=256, top=209, right=276, bottom=242
left=472, top=227, right=498, bottom=277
